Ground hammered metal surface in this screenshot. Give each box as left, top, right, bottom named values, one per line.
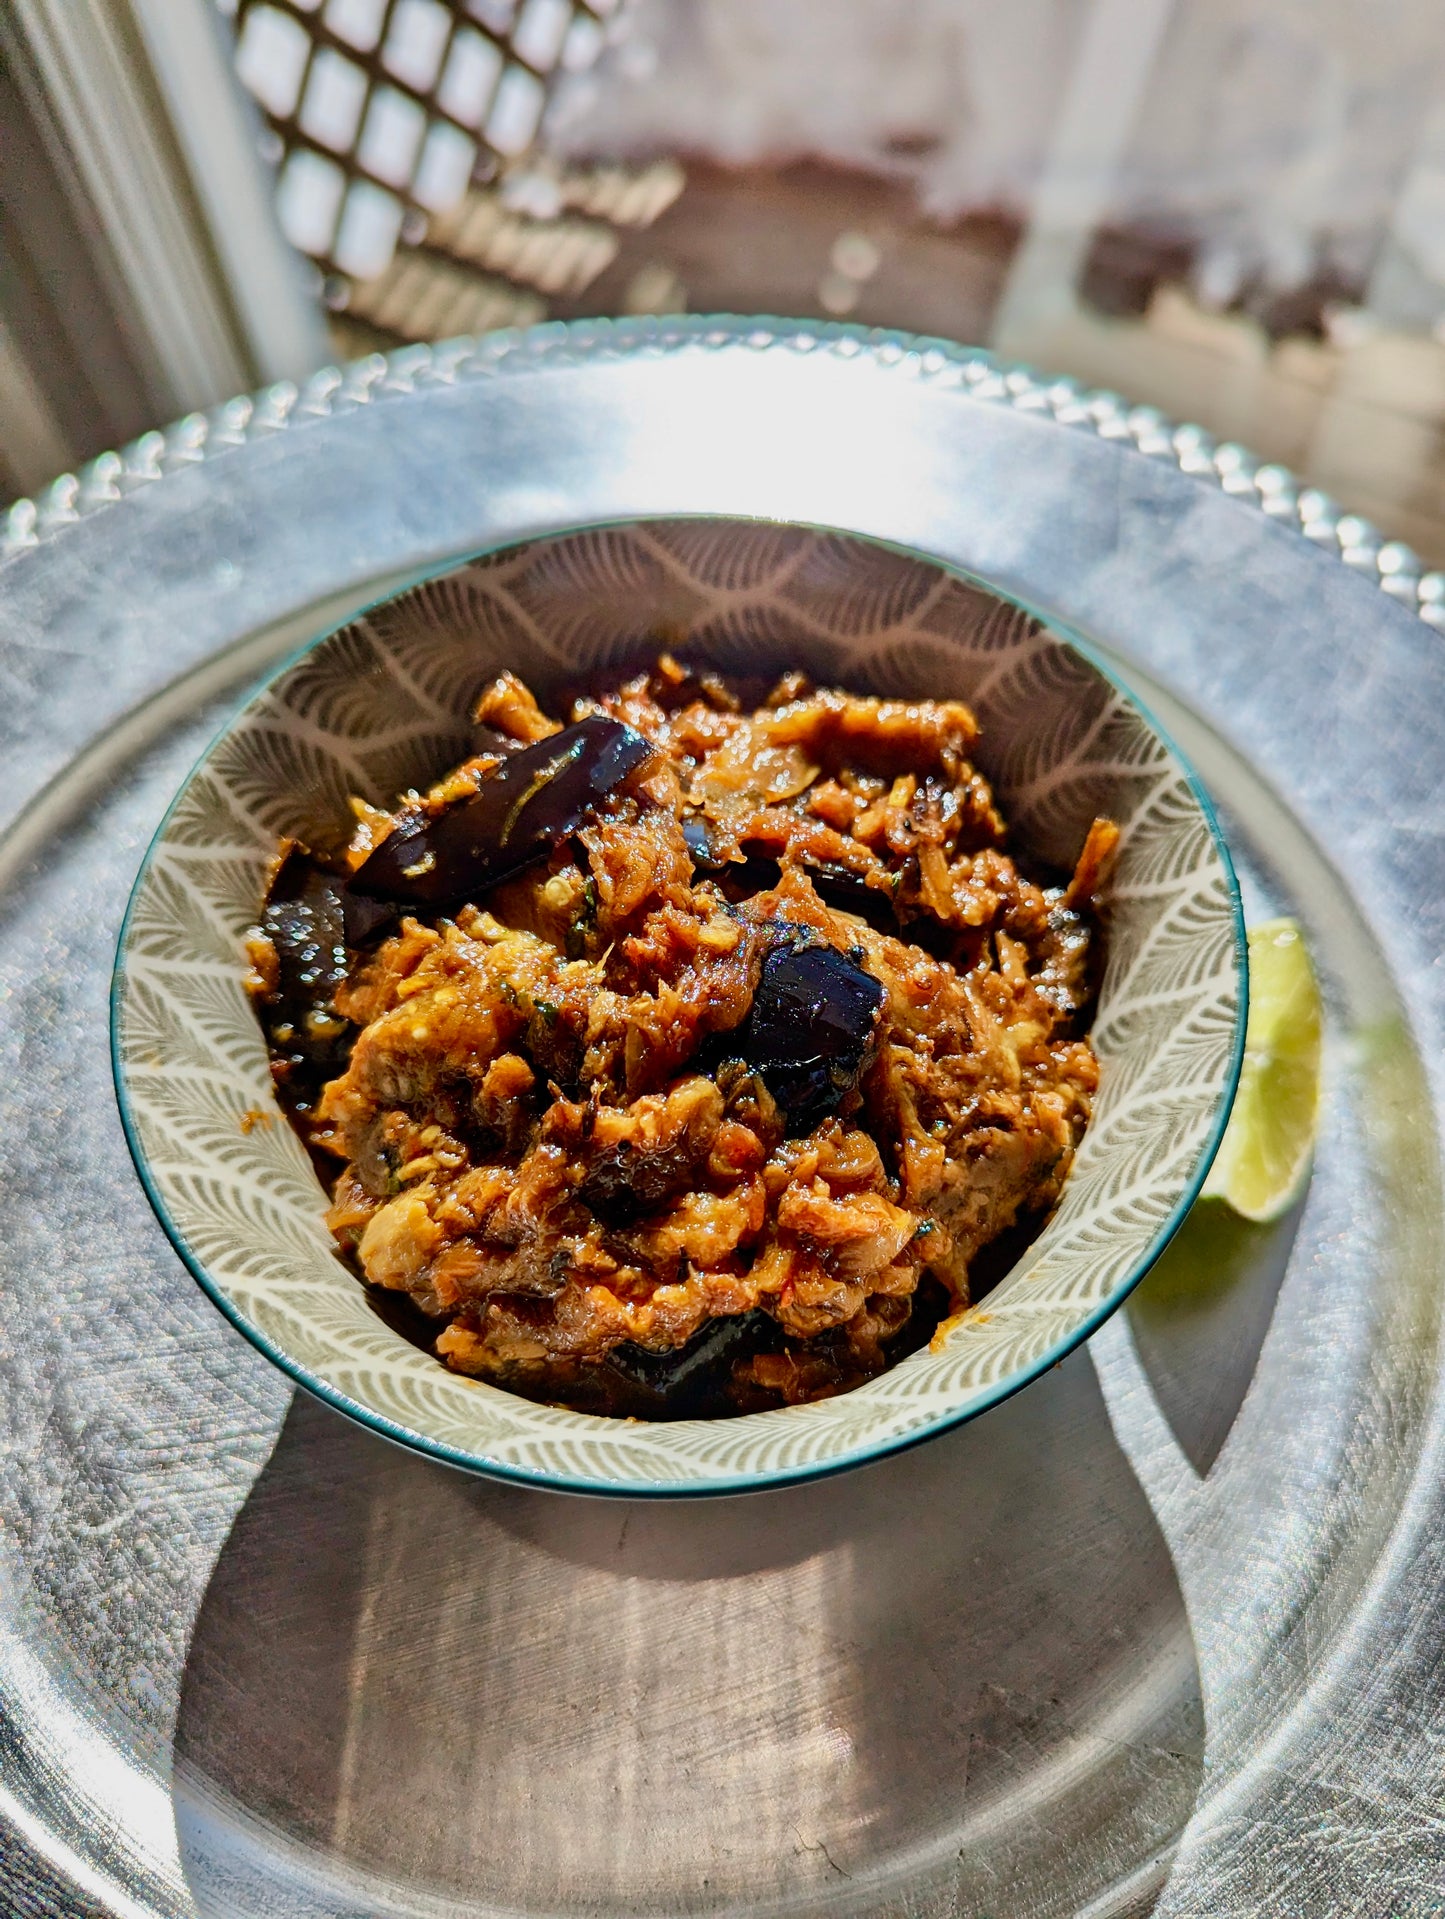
left=1, top=318, right=1443, bottom=1915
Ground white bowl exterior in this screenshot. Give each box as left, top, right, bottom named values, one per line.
left=115, top=522, right=1241, bottom=1490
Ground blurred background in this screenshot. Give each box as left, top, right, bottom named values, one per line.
left=6, top=0, right=1445, bottom=558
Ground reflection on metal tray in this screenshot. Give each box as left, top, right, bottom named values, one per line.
left=1, top=319, right=1442, bottom=1917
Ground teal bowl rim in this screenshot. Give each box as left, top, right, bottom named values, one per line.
left=111, top=511, right=1248, bottom=1499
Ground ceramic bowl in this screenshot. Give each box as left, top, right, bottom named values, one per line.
left=113, top=518, right=1245, bottom=1495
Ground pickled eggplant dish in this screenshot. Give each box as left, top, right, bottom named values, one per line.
left=246, top=656, right=1117, bottom=1419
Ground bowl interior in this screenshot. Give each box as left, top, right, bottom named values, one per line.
left=114, top=519, right=1243, bottom=1493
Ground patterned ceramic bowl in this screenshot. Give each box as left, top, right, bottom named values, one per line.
left=113, top=519, right=1245, bottom=1495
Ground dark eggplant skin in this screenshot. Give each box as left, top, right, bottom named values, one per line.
left=681, top=814, right=727, bottom=871
left=470, top=721, right=526, bottom=757
left=340, top=887, right=400, bottom=948
left=599, top=1310, right=778, bottom=1418
left=684, top=817, right=901, bottom=934
left=581, top=1133, right=716, bottom=1225
left=595, top=1280, right=948, bottom=1419
left=741, top=929, right=886, bottom=1135
left=256, top=848, right=352, bottom=1117
left=348, top=716, right=656, bottom=909
left=361, top=1293, right=777, bottom=1420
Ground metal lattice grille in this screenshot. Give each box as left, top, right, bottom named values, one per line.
left=222, top=0, right=677, bottom=344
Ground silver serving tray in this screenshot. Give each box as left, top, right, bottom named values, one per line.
left=1, top=318, right=1442, bottom=1918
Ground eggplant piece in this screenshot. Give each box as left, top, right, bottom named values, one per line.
left=581, top=1132, right=715, bottom=1225
left=682, top=814, right=725, bottom=871
left=341, top=887, right=399, bottom=948
left=741, top=930, right=885, bottom=1135
left=257, top=848, right=352, bottom=1114
left=349, top=716, right=656, bottom=908
left=691, top=821, right=900, bottom=933
left=600, top=1310, right=777, bottom=1417
left=259, top=850, right=349, bottom=1051
left=800, top=860, right=900, bottom=934
left=470, top=721, right=527, bottom=757
left=707, top=851, right=785, bottom=901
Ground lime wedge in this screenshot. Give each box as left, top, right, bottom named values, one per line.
left=1202, top=917, right=1322, bottom=1222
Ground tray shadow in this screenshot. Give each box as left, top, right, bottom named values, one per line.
left=173, top=1349, right=1202, bottom=1918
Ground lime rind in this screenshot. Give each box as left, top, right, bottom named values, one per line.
left=1201, top=917, right=1322, bottom=1222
